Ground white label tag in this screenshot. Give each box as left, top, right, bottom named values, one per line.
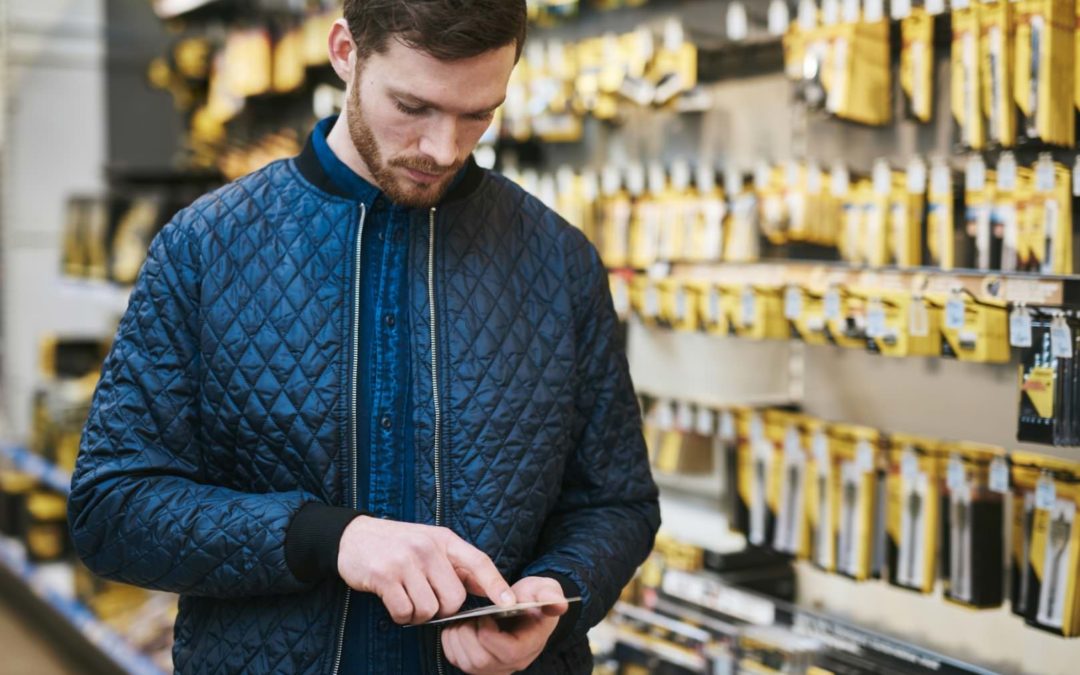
left=825, top=288, right=842, bottom=321
left=676, top=401, right=694, bottom=431
left=741, top=287, right=756, bottom=327
left=901, top=449, right=919, bottom=481
left=891, top=0, right=912, bottom=20
left=1073, top=157, right=1080, bottom=197
left=675, top=287, right=687, bottom=321
left=989, top=457, right=1010, bottom=494
left=952, top=0, right=971, bottom=10
left=909, top=297, right=929, bottom=337
left=947, top=455, right=966, bottom=491
left=785, top=425, right=803, bottom=458
left=1036, top=158, right=1056, bottom=193
left=657, top=402, right=675, bottom=430
left=724, top=167, right=743, bottom=196
left=873, top=160, right=891, bottom=196
left=966, top=157, right=986, bottom=192
left=785, top=286, right=803, bottom=320
left=1036, top=476, right=1057, bottom=511
left=707, top=287, right=722, bottom=323
left=926, top=0, right=945, bottom=15
left=813, top=430, right=829, bottom=467
left=754, top=162, right=771, bottom=191
left=695, top=406, right=715, bottom=436
left=611, top=277, right=630, bottom=318
left=863, top=0, right=884, bottom=22
left=768, top=0, right=791, bottom=36
left=945, top=294, right=966, bottom=330
left=907, top=158, right=927, bottom=194
left=841, top=0, right=860, bottom=23
left=997, top=153, right=1017, bottom=191
left=866, top=299, right=886, bottom=339
left=807, top=163, right=823, bottom=194
left=720, top=410, right=736, bottom=441
left=644, top=284, right=660, bottom=318
left=750, top=413, right=765, bottom=444
left=822, top=0, right=840, bottom=25
left=727, top=2, right=749, bottom=41
left=855, top=440, right=875, bottom=473
left=831, top=164, right=850, bottom=197
left=931, top=162, right=950, bottom=196
left=1010, top=307, right=1033, bottom=348
left=1051, top=317, right=1073, bottom=359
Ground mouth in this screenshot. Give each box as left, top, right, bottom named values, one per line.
left=402, top=167, right=446, bottom=184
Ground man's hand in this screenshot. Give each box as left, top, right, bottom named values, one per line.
left=441, top=576, right=568, bottom=675
left=337, top=516, right=515, bottom=625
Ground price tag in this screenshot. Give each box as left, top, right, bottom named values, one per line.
left=750, top=413, right=765, bottom=443
left=901, top=448, right=919, bottom=481
left=1036, top=475, right=1057, bottom=511
left=952, top=0, right=970, bottom=9
left=1073, top=156, right=1080, bottom=197
left=907, top=158, right=927, bottom=194
left=822, top=0, right=840, bottom=25
left=856, top=440, right=875, bottom=472
left=841, top=0, right=860, bottom=23
left=695, top=406, right=715, bottom=436
left=725, top=166, right=743, bottom=196
left=824, top=288, right=842, bottom=321
left=769, top=0, right=791, bottom=35
left=966, top=156, right=986, bottom=192
left=909, top=296, right=929, bottom=337
left=866, top=298, right=886, bottom=339
left=707, top=287, right=722, bottom=322
left=754, top=162, right=772, bottom=191
left=863, top=0, right=884, bottom=22
left=741, top=287, right=757, bottom=327
left=656, top=401, right=676, bottom=430
left=675, top=287, right=687, bottom=321
left=1010, top=307, right=1033, bottom=348
left=612, top=277, right=631, bottom=317
left=602, top=165, right=622, bottom=196
left=676, top=401, right=694, bottom=431
left=1036, top=156, right=1056, bottom=193
left=1051, top=315, right=1073, bottom=359
left=931, top=161, right=950, bottom=196
left=720, top=410, right=736, bottom=441
left=830, top=164, right=850, bottom=197
left=945, top=292, right=966, bottom=330
left=785, top=425, right=802, bottom=458
left=926, top=0, right=945, bottom=15
left=807, top=162, right=823, bottom=194
left=947, top=455, right=966, bottom=491
left=989, top=457, right=1010, bottom=494
left=813, top=430, right=829, bottom=465
left=784, top=286, right=803, bottom=320
left=644, top=284, right=660, bottom=318
left=873, top=159, right=891, bottom=196
left=892, top=0, right=912, bottom=20
left=997, top=153, right=1017, bottom=191
left=798, top=0, right=817, bottom=30
left=727, top=2, right=749, bottom=42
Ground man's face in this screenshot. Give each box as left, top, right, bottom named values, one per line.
left=346, top=39, right=516, bottom=208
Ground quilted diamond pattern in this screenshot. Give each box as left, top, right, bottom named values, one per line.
left=69, top=157, right=658, bottom=675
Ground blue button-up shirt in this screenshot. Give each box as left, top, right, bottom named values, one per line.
left=311, top=116, right=418, bottom=674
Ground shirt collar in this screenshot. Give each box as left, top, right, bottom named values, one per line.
left=311, top=115, right=382, bottom=205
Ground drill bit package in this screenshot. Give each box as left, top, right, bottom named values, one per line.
left=658, top=278, right=699, bottom=333
left=785, top=284, right=831, bottom=346
left=808, top=421, right=837, bottom=572
left=864, top=161, right=894, bottom=267
left=731, top=285, right=788, bottom=341
left=1027, top=154, right=1075, bottom=275
left=689, top=164, right=727, bottom=263
left=889, top=158, right=927, bottom=268
left=926, top=159, right=962, bottom=270
left=724, top=171, right=761, bottom=263
left=932, top=288, right=1011, bottom=363
left=700, top=282, right=732, bottom=337
left=829, top=424, right=881, bottom=581
left=1014, top=0, right=1076, bottom=148
left=630, top=274, right=663, bottom=327
left=861, top=289, right=942, bottom=358
left=824, top=284, right=869, bottom=351
left=962, top=156, right=996, bottom=270
left=629, top=165, right=666, bottom=269
left=885, top=436, right=941, bottom=594
left=734, top=410, right=780, bottom=549
left=1017, top=310, right=1060, bottom=446
left=981, top=0, right=1018, bottom=148
left=990, top=153, right=1026, bottom=272
left=900, top=7, right=935, bottom=124
left=653, top=401, right=715, bottom=475
left=823, top=6, right=892, bottom=126
left=1012, top=453, right=1080, bottom=636
left=941, top=443, right=1007, bottom=609
left=952, top=3, right=987, bottom=150
left=773, top=418, right=812, bottom=558
left=1009, top=452, right=1071, bottom=619
left=598, top=165, right=634, bottom=268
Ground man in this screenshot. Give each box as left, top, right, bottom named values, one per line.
left=68, top=1, right=659, bottom=673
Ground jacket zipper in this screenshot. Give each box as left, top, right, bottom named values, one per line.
left=428, top=207, right=446, bottom=675
left=332, top=202, right=368, bottom=675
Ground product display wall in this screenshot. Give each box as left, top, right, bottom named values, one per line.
left=7, top=1, right=1080, bottom=674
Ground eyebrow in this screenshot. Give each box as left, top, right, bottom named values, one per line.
left=388, top=88, right=505, bottom=116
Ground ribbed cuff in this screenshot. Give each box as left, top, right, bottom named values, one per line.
left=532, top=571, right=583, bottom=649
left=285, top=502, right=367, bottom=583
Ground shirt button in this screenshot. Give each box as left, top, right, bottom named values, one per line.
left=380, top=415, right=392, bottom=429
left=385, top=314, right=396, bottom=327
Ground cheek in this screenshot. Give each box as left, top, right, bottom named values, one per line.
left=361, top=98, right=421, bottom=154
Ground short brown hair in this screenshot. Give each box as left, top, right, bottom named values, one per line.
left=343, top=0, right=528, bottom=62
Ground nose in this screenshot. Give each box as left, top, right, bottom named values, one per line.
left=419, top=116, right=458, bottom=169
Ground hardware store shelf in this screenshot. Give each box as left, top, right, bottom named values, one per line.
left=1, top=444, right=72, bottom=495
left=57, top=279, right=133, bottom=316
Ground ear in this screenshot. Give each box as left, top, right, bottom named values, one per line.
left=328, top=18, right=355, bottom=83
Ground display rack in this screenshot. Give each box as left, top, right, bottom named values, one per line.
left=0, top=446, right=164, bottom=675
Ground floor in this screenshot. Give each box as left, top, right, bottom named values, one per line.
left=0, top=590, right=81, bottom=675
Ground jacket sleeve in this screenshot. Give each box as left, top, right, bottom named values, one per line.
left=68, top=211, right=335, bottom=598
left=522, top=231, right=660, bottom=643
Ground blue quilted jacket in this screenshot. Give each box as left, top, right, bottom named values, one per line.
left=68, top=137, right=660, bottom=674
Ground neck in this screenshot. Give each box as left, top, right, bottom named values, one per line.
left=326, top=111, right=381, bottom=188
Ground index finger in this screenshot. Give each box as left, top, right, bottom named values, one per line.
left=445, top=538, right=515, bottom=607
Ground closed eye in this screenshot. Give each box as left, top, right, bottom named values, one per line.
left=395, top=100, right=428, bottom=116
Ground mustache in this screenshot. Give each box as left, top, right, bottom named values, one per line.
left=389, top=155, right=460, bottom=176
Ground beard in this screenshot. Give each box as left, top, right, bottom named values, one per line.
left=346, top=70, right=463, bottom=209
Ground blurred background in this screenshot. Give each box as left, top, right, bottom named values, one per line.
left=2, top=1, right=1080, bottom=673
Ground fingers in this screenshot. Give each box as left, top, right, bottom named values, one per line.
left=511, top=577, right=567, bottom=617
left=402, top=566, right=440, bottom=624
left=442, top=625, right=474, bottom=673
left=426, top=555, right=468, bottom=618
left=445, top=537, right=515, bottom=607
left=379, top=584, right=414, bottom=625
left=457, top=619, right=506, bottom=674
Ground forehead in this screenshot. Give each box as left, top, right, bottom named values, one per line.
left=364, top=39, right=516, bottom=111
